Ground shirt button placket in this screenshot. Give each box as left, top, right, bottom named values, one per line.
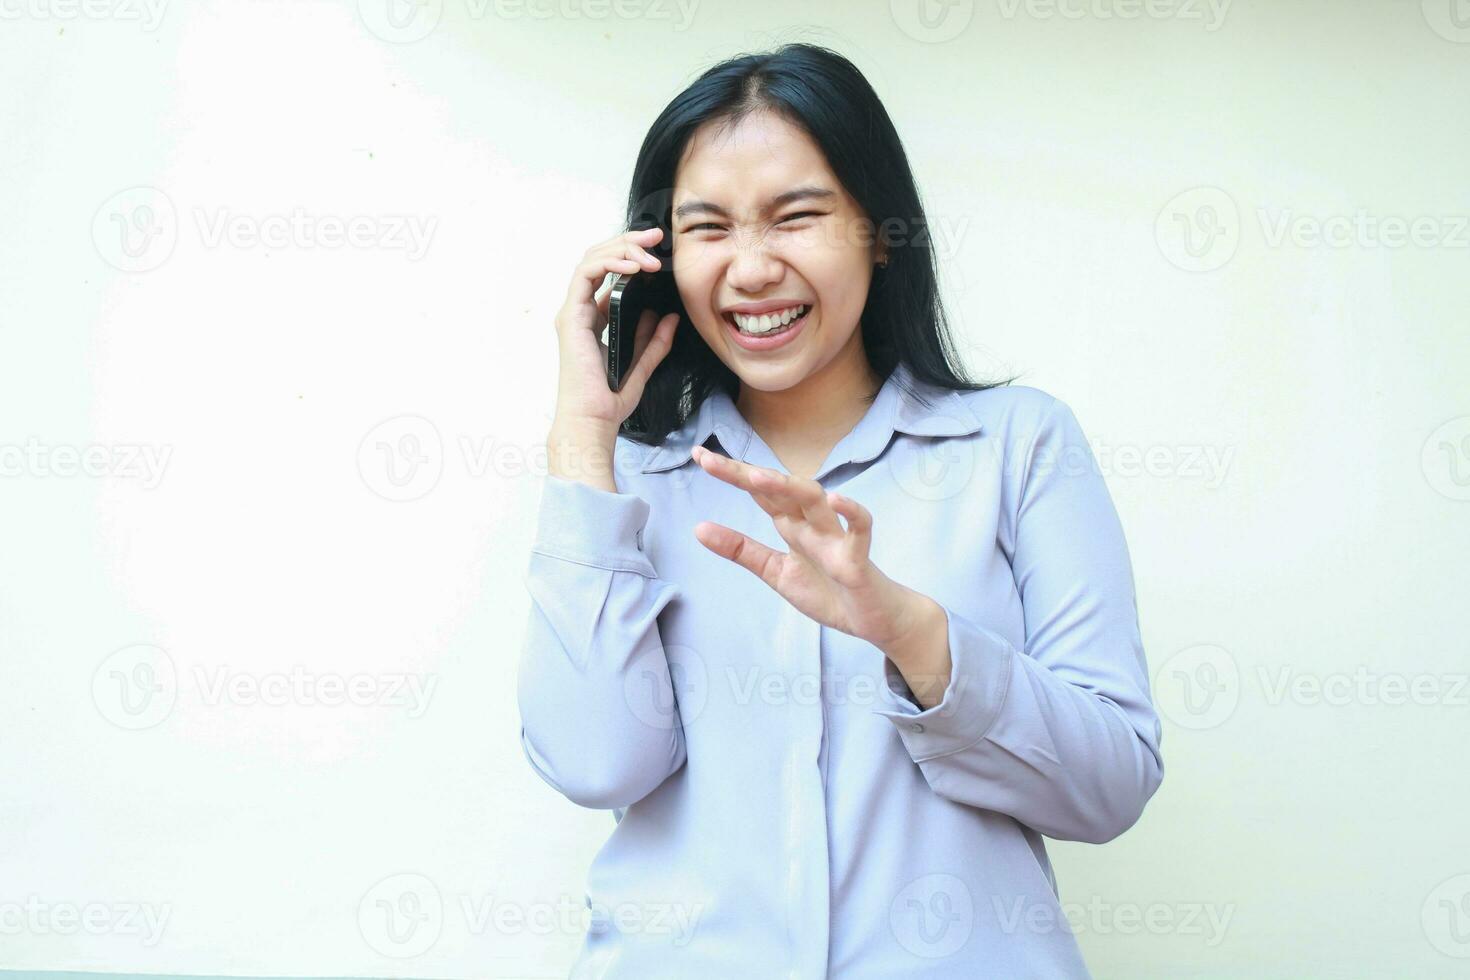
left=774, top=598, right=831, bottom=979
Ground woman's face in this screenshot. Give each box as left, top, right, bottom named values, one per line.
left=670, top=110, right=884, bottom=393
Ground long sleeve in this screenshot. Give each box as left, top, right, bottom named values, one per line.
left=870, top=396, right=1164, bottom=844
left=516, top=473, right=687, bottom=810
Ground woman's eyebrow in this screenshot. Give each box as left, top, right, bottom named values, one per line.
left=673, top=186, right=836, bottom=220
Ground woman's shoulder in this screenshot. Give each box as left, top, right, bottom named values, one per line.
left=947, top=381, right=1075, bottom=445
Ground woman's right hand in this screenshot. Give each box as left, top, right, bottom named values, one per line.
left=552, top=226, right=680, bottom=433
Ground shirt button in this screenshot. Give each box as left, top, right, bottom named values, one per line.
left=909, top=723, right=924, bottom=733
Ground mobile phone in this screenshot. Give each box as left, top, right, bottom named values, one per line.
left=606, top=267, right=676, bottom=392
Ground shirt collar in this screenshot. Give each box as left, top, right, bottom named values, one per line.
left=637, top=360, right=984, bottom=476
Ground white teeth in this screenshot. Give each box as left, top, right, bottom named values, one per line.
left=733, top=304, right=808, bottom=334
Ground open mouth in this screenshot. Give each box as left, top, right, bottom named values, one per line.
left=717, top=308, right=811, bottom=351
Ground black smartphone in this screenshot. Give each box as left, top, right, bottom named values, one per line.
left=606, top=266, right=677, bottom=392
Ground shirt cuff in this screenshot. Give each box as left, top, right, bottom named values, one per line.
left=869, top=603, right=1017, bottom=762
left=529, top=474, right=659, bottom=578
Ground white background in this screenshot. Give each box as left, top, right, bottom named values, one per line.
left=1, top=0, right=1467, bottom=977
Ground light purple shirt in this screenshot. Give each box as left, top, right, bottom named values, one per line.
left=517, top=360, right=1164, bottom=978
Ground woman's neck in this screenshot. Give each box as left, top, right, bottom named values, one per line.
left=735, top=343, right=884, bottom=471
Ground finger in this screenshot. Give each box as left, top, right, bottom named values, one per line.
left=564, top=234, right=665, bottom=311
left=826, top=490, right=873, bottom=557
left=751, top=467, right=844, bottom=534
left=630, top=306, right=659, bottom=364
left=692, top=520, right=785, bottom=589
left=623, top=311, right=680, bottom=395
left=693, top=447, right=803, bottom=519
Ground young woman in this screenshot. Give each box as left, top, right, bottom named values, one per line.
left=519, top=43, right=1163, bottom=979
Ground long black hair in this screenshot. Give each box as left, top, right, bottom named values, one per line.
left=620, top=42, right=1014, bottom=445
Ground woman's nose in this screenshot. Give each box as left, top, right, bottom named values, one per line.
left=725, top=240, right=784, bottom=293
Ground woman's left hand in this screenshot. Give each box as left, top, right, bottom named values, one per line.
left=689, top=444, right=927, bottom=652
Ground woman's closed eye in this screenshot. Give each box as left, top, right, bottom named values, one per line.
left=684, top=212, right=826, bottom=233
